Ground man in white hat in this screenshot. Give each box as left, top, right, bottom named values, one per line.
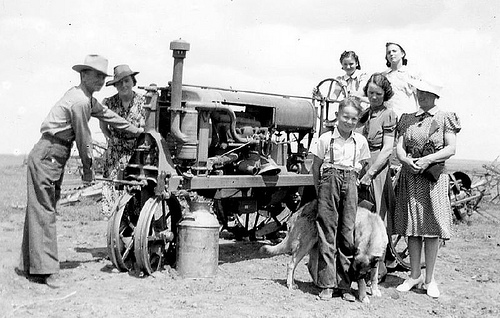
left=18, top=54, right=144, bottom=288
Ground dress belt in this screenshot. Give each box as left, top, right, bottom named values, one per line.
left=42, top=133, right=73, bottom=148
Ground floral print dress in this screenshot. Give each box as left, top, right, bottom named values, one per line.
left=393, top=110, right=461, bottom=239
left=101, top=92, right=145, bottom=216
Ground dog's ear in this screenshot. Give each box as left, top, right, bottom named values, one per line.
left=354, top=247, right=361, bottom=257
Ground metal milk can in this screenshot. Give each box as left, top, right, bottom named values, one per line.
left=176, top=201, right=220, bottom=278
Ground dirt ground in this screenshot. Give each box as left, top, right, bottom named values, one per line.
left=1, top=161, right=500, bottom=318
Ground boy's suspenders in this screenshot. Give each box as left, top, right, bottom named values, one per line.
left=329, top=133, right=357, bottom=168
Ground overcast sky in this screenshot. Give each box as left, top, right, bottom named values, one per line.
left=1, top=0, right=499, bottom=161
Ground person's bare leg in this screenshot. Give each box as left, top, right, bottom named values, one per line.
left=397, top=236, right=424, bottom=292
left=408, top=236, right=423, bottom=279
left=424, top=237, right=441, bottom=297
left=424, top=237, right=439, bottom=283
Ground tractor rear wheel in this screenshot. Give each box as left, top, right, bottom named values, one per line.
left=107, top=193, right=140, bottom=271
left=134, top=196, right=182, bottom=275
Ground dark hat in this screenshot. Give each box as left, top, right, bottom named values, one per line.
left=72, top=55, right=110, bottom=76
left=106, top=64, right=139, bottom=86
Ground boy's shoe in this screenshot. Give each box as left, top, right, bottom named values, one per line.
left=341, top=292, right=356, bottom=302
left=318, top=288, right=333, bottom=300
left=45, top=274, right=65, bottom=289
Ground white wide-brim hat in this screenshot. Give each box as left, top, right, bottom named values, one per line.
left=410, top=77, right=443, bottom=97
left=106, top=64, right=139, bottom=86
left=72, top=55, right=110, bottom=76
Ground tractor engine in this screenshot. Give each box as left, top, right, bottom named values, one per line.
left=128, top=39, right=316, bottom=187
left=107, top=39, right=318, bottom=275
left=155, top=84, right=316, bottom=177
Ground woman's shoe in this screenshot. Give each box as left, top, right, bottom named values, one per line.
left=396, top=273, right=425, bottom=292
left=424, top=280, right=440, bottom=298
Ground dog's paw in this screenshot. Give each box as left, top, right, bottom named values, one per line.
left=287, top=283, right=298, bottom=290
left=360, top=296, right=370, bottom=304
left=371, top=287, right=382, bottom=298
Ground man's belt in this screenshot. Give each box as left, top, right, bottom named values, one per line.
left=42, top=133, right=73, bottom=148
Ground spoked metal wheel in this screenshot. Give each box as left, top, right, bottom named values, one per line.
left=134, top=195, right=182, bottom=275
left=388, top=165, right=425, bottom=270
left=313, top=78, right=348, bottom=124
left=314, top=78, right=348, bottom=100
left=389, top=234, right=426, bottom=270
left=107, top=193, right=141, bottom=271
left=388, top=234, right=411, bottom=270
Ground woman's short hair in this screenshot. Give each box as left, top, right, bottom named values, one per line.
left=363, top=73, right=394, bottom=102
left=113, top=75, right=137, bottom=87
left=385, top=42, right=408, bottom=67
left=340, top=51, right=361, bottom=70
left=338, top=97, right=363, bottom=115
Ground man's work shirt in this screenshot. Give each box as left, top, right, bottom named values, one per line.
left=40, top=86, right=142, bottom=180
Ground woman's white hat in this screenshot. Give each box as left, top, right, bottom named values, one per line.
left=72, top=55, right=110, bottom=76
left=410, top=77, right=443, bottom=97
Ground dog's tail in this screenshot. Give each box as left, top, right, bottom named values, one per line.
left=259, top=199, right=317, bottom=256
left=259, top=237, right=291, bottom=256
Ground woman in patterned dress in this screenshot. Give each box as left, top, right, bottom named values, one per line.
left=358, top=73, right=397, bottom=280
left=393, top=77, right=461, bottom=298
left=100, top=65, right=145, bottom=216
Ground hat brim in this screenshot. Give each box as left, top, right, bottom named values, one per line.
left=72, top=65, right=110, bottom=76
left=106, top=71, right=139, bottom=86
left=415, top=88, right=440, bottom=98
left=409, top=78, right=441, bottom=97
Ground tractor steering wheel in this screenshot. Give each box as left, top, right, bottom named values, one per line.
left=312, top=78, right=348, bottom=131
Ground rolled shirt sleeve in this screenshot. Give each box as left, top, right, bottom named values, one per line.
left=70, top=100, right=95, bottom=181
left=71, top=97, right=143, bottom=182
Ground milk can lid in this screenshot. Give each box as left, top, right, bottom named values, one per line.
left=179, top=210, right=220, bottom=228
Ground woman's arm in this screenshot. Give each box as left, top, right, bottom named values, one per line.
left=396, top=134, right=421, bottom=174
left=359, top=134, right=394, bottom=185
left=99, top=120, right=111, bottom=139
left=349, top=91, right=369, bottom=104
left=413, top=132, right=457, bottom=170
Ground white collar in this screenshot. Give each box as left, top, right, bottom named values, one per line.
left=415, top=106, right=439, bottom=116
left=386, top=65, right=409, bottom=74
left=332, top=126, right=354, bottom=140
left=341, top=70, right=360, bottom=81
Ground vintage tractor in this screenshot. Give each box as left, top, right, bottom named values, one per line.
left=106, top=39, right=317, bottom=274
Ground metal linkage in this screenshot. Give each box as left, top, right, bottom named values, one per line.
left=482, top=157, right=500, bottom=204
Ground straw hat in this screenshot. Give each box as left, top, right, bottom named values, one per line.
left=106, top=65, right=139, bottom=86
left=72, top=55, right=110, bottom=76
left=410, top=77, right=443, bottom=97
